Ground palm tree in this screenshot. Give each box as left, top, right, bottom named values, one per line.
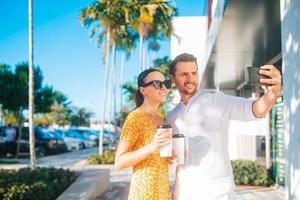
left=28, top=0, right=36, bottom=169
left=79, top=1, right=111, bottom=154
left=116, top=29, right=135, bottom=116
left=79, top=0, right=131, bottom=154
left=127, top=2, right=156, bottom=71
left=122, top=81, right=138, bottom=106
left=79, top=0, right=177, bottom=154
left=109, top=11, right=136, bottom=134
left=148, top=38, right=161, bottom=64
left=127, top=0, right=177, bottom=71
left=109, top=22, right=136, bottom=127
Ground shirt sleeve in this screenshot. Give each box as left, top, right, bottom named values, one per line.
left=120, top=112, right=139, bottom=144
left=214, top=91, right=260, bottom=121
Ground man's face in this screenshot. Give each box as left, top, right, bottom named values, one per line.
left=171, top=61, right=199, bottom=97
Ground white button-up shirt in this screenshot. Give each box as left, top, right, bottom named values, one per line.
left=166, top=91, right=259, bottom=200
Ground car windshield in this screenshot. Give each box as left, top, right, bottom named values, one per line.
left=50, top=131, right=64, bottom=139
left=69, top=129, right=96, bottom=139
left=71, top=129, right=84, bottom=134
left=87, top=130, right=98, bottom=136
left=66, top=130, right=85, bottom=139
left=36, top=128, right=52, bottom=139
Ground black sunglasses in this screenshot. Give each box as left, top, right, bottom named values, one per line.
left=142, top=80, right=172, bottom=89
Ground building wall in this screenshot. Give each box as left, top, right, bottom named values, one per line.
left=170, top=16, right=208, bottom=73
left=228, top=118, right=269, bottom=161
left=281, top=0, right=300, bottom=199
left=170, top=16, right=208, bottom=108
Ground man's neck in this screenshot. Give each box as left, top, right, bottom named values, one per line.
left=180, top=91, right=198, bottom=105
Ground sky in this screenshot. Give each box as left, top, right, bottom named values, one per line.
left=0, top=0, right=207, bottom=120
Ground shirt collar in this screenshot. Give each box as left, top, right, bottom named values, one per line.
left=180, top=90, right=201, bottom=107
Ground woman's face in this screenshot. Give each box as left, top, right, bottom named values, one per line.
left=140, top=71, right=169, bottom=104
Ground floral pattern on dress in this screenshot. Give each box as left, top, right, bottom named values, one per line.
left=120, top=108, right=170, bottom=200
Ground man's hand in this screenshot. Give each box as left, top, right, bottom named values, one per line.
left=168, top=149, right=177, bottom=165
left=259, top=65, right=282, bottom=98
left=252, top=65, right=282, bottom=118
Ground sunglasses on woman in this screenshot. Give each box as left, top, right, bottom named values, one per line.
left=142, top=80, right=172, bottom=89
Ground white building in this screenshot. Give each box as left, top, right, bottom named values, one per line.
left=171, top=0, right=300, bottom=198
left=170, top=10, right=270, bottom=165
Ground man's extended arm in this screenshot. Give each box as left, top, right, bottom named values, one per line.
left=252, top=65, right=282, bottom=118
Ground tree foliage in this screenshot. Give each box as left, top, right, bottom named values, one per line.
left=0, top=63, right=54, bottom=115
left=0, top=63, right=69, bottom=125
left=34, top=92, right=72, bottom=127
left=152, top=56, right=172, bottom=79
left=70, top=107, right=94, bottom=127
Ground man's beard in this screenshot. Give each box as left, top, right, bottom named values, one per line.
left=181, top=82, right=198, bottom=95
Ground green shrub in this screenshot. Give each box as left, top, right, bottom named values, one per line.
left=0, top=167, right=77, bottom=200
left=231, top=160, right=274, bottom=186
left=87, top=150, right=115, bottom=164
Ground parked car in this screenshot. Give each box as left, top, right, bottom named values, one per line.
left=107, top=131, right=120, bottom=144
left=0, top=126, right=17, bottom=156
left=14, top=126, right=67, bottom=157
left=54, top=129, right=84, bottom=151
left=94, top=130, right=118, bottom=146
left=69, top=128, right=98, bottom=146
left=65, top=129, right=96, bottom=148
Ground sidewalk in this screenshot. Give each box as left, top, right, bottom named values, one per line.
left=97, top=165, right=285, bottom=200
left=96, top=165, right=131, bottom=200
left=0, top=147, right=97, bottom=170
left=236, top=186, right=284, bottom=200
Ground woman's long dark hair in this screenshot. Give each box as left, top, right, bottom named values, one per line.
left=135, top=68, right=161, bottom=108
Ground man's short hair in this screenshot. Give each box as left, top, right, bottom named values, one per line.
left=169, top=53, right=198, bottom=75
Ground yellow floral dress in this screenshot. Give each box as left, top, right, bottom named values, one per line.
left=120, top=108, right=170, bottom=200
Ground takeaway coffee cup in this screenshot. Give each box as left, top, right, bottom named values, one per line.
left=172, top=134, right=185, bottom=165
left=157, top=124, right=172, bottom=157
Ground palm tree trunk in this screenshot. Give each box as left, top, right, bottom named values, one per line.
left=145, top=41, right=150, bottom=69
left=152, top=51, right=156, bottom=63
left=142, top=41, right=146, bottom=70
left=107, top=71, right=112, bottom=125
left=111, top=42, right=117, bottom=129
left=109, top=42, right=117, bottom=148
left=120, top=52, right=125, bottom=115
left=28, top=0, right=36, bottom=169
left=139, top=35, right=144, bottom=72
left=107, top=49, right=113, bottom=125
left=99, top=26, right=111, bottom=155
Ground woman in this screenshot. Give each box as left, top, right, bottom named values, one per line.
left=115, top=68, right=172, bottom=200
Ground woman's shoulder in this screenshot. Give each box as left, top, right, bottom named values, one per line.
left=124, top=109, right=144, bottom=122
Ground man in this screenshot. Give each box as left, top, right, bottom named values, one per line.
left=166, top=53, right=282, bottom=200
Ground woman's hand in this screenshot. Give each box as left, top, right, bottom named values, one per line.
left=148, top=131, right=172, bottom=153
